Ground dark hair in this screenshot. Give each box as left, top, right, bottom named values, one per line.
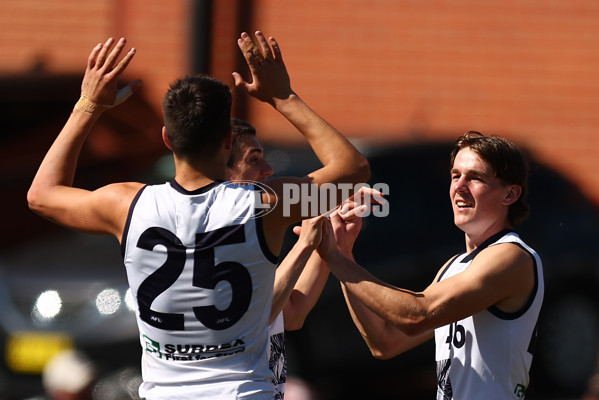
left=162, top=75, right=232, bottom=159
left=450, top=131, right=530, bottom=227
left=227, top=118, right=257, bottom=168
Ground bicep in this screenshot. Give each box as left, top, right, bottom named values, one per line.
left=421, top=244, right=534, bottom=329
left=29, top=183, right=142, bottom=238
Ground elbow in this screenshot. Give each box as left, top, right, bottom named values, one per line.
left=397, top=313, right=431, bottom=337
left=355, top=155, right=371, bottom=183
left=370, top=348, right=395, bottom=360
left=283, top=314, right=306, bottom=332
left=402, top=323, right=426, bottom=338
left=26, top=187, right=42, bottom=215
left=27, top=186, right=54, bottom=220
left=366, top=338, right=402, bottom=360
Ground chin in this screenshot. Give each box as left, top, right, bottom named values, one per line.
left=453, top=217, right=472, bottom=233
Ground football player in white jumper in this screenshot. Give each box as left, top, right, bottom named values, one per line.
left=320, top=132, right=543, bottom=400
left=28, top=31, right=369, bottom=400
left=226, top=118, right=344, bottom=399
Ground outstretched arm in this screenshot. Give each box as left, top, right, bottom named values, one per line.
left=278, top=200, right=365, bottom=331
left=340, top=282, right=434, bottom=359
left=319, top=191, right=434, bottom=358
left=322, top=211, right=535, bottom=359
left=277, top=252, right=330, bottom=331
left=27, top=38, right=143, bottom=239
left=272, top=188, right=381, bottom=331
left=233, top=31, right=370, bottom=253
left=233, top=31, right=369, bottom=187
left=269, top=216, right=327, bottom=325
left=329, top=213, right=434, bottom=358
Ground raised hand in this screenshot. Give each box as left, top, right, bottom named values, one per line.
left=80, top=37, right=141, bottom=109
left=232, top=31, right=293, bottom=107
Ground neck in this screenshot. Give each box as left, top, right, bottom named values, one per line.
left=463, top=223, right=511, bottom=253
left=173, top=155, right=227, bottom=191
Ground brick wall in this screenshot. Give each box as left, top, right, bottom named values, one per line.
left=0, top=0, right=191, bottom=123
left=212, top=0, right=599, bottom=206
left=2, top=0, right=599, bottom=205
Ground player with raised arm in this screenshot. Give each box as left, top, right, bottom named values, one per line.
left=227, top=118, right=343, bottom=398
left=28, top=32, right=368, bottom=399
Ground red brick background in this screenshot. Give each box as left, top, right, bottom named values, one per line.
left=2, top=0, right=599, bottom=204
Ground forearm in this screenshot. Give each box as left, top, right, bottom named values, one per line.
left=342, top=283, right=395, bottom=356
left=326, top=250, right=428, bottom=335
left=283, top=252, right=330, bottom=330
left=343, top=282, right=433, bottom=358
left=283, top=242, right=352, bottom=330
left=270, top=241, right=315, bottom=325
left=29, top=107, right=102, bottom=201
left=274, top=94, right=370, bottom=185
left=234, top=32, right=369, bottom=189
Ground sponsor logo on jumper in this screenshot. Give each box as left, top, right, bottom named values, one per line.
left=514, top=384, right=526, bottom=399
left=143, top=335, right=246, bottom=361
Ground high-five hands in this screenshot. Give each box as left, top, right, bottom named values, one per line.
left=232, top=31, right=294, bottom=107
left=78, top=37, right=142, bottom=113
left=294, top=187, right=386, bottom=261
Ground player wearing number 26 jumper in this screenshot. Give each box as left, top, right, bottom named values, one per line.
left=320, top=132, right=543, bottom=400
left=27, top=32, right=369, bottom=399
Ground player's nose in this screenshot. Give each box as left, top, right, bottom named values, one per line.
left=262, top=162, right=274, bottom=178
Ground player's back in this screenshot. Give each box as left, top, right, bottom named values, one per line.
left=122, top=180, right=278, bottom=399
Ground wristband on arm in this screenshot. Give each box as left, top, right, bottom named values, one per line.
left=74, top=85, right=134, bottom=114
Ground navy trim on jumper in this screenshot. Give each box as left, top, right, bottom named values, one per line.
left=438, top=254, right=461, bottom=282
left=121, top=185, right=148, bottom=258
left=255, top=215, right=278, bottom=265
left=487, top=241, right=539, bottom=320
left=461, top=229, right=513, bottom=263
left=452, top=229, right=538, bottom=320
left=252, top=185, right=278, bottom=264
left=169, top=179, right=223, bottom=195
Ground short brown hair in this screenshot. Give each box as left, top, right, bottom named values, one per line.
left=450, top=131, right=530, bottom=227
left=227, top=118, right=257, bottom=168
left=162, top=75, right=232, bottom=159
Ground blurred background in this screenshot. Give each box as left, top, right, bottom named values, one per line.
left=1, top=0, right=599, bottom=399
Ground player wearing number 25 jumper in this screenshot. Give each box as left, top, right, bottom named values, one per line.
left=122, top=180, right=278, bottom=398
left=27, top=32, right=369, bottom=399
left=320, top=132, right=543, bottom=400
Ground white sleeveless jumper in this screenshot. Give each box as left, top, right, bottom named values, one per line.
left=121, top=180, right=278, bottom=399
left=435, top=230, right=544, bottom=400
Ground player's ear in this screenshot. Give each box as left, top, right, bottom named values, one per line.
left=224, top=128, right=233, bottom=150
left=162, top=126, right=173, bottom=151
left=503, top=185, right=522, bottom=206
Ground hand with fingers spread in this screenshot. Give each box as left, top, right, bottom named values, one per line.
left=31, top=35, right=353, bottom=398
left=232, top=31, right=293, bottom=107
left=28, top=37, right=146, bottom=239
left=79, top=37, right=142, bottom=113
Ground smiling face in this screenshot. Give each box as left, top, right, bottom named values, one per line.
left=450, top=147, right=520, bottom=246
left=226, top=134, right=274, bottom=183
